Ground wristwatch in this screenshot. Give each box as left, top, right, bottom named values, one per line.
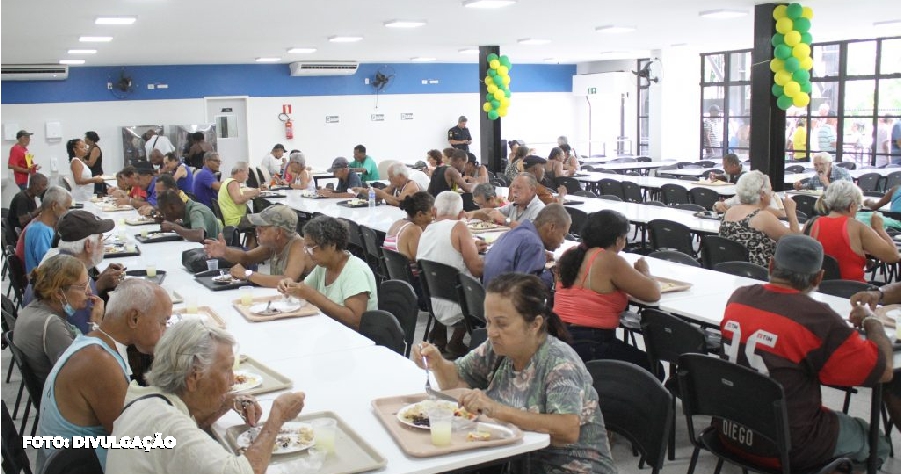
left=504, top=217, right=511, bottom=225
left=244, top=269, right=253, bottom=279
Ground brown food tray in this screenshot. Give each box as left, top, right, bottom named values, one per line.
left=694, top=180, right=731, bottom=187
left=125, top=217, right=157, bottom=226
left=655, top=276, right=693, bottom=293
left=170, top=305, right=227, bottom=328
left=233, top=296, right=321, bottom=322
left=233, top=355, right=293, bottom=396
left=220, top=411, right=386, bottom=474
left=371, top=393, right=524, bottom=458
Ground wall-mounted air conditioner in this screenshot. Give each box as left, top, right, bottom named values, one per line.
left=289, top=61, right=359, bottom=76
left=2, top=64, right=69, bottom=81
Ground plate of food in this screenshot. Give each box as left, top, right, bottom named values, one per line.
left=236, top=422, right=315, bottom=455
left=340, top=198, right=370, bottom=207
left=298, top=190, right=322, bottom=199
left=249, top=300, right=303, bottom=315
left=695, top=178, right=731, bottom=186
left=212, top=274, right=245, bottom=285
left=396, top=400, right=477, bottom=429
left=232, top=370, right=264, bottom=393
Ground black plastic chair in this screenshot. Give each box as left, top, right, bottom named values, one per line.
left=648, top=219, right=695, bottom=256
left=5, top=251, right=27, bottom=308
left=469, top=328, right=487, bottom=351
left=674, top=203, right=705, bottom=212
left=821, top=254, right=842, bottom=281
left=5, top=331, right=43, bottom=436
left=689, top=187, right=720, bottom=211
left=816, top=279, right=876, bottom=299
left=700, top=235, right=749, bottom=269
left=599, top=195, right=623, bottom=202
left=834, top=161, right=856, bottom=170
left=565, top=206, right=588, bottom=239
left=649, top=250, right=701, bottom=267
left=555, top=176, right=582, bottom=194
left=339, top=218, right=366, bottom=259
left=461, top=193, right=479, bottom=212
left=220, top=226, right=240, bottom=247
left=1, top=401, right=32, bottom=474
left=378, top=280, right=420, bottom=357
left=587, top=359, right=673, bottom=473
left=678, top=353, right=852, bottom=474
left=359, top=310, right=406, bottom=356
left=359, top=225, right=387, bottom=282
left=636, top=156, right=653, bottom=162
left=457, top=273, right=487, bottom=332
left=886, top=171, right=901, bottom=192
left=208, top=198, right=224, bottom=223
left=660, top=183, right=691, bottom=206
left=382, top=247, right=415, bottom=284
left=792, top=194, right=819, bottom=218
left=713, top=261, right=769, bottom=281
left=598, top=179, right=625, bottom=200
left=785, top=164, right=806, bottom=173
left=855, top=173, right=882, bottom=193
left=572, top=190, right=597, bottom=198
left=622, top=181, right=644, bottom=203
left=640, top=308, right=708, bottom=460
left=417, top=259, right=463, bottom=342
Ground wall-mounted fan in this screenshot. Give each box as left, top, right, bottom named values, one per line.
left=372, top=66, right=395, bottom=92
left=110, top=68, right=135, bottom=99
left=632, top=58, right=663, bottom=87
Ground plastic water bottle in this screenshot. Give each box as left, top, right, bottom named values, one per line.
left=368, top=187, right=376, bottom=208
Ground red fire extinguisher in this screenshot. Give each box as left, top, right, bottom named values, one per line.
left=278, top=111, right=293, bottom=140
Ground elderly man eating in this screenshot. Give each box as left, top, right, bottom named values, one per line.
left=793, top=152, right=851, bottom=191
left=479, top=173, right=545, bottom=228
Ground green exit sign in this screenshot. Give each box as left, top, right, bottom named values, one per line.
left=588, top=87, right=597, bottom=95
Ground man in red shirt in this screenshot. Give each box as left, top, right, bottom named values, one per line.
left=8, top=130, right=40, bottom=190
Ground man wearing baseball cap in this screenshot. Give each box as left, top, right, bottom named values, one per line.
left=319, top=157, right=363, bottom=198
left=448, top=116, right=473, bottom=152
left=720, top=234, right=893, bottom=469
left=25, top=210, right=124, bottom=334
left=203, top=204, right=307, bottom=288
left=8, top=129, right=40, bottom=190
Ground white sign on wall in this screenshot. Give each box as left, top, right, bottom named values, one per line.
left=370, top=114, right=385, bottom=122
left=400, top=113, right=414, bottom=121
left=325, top=116, right=340, bottom=124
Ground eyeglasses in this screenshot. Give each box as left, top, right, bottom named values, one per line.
left=304, top=244, right=320, bottom=254
left=66, top=282, right=90, bottom=293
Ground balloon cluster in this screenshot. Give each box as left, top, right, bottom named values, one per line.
left=770, top=3, right=814, bottom=110
left=483, top=53, right=512, bottom=120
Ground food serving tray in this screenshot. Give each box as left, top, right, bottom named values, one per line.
left=220, top=411, right=386, bottom=474
left=268, top=185, right=291, bottom=191
left=231, top=355, right=292, bottom=396
left=694, top=180, right=731, bottom=187
left=563, top=199, right=584, bottom=206
left=232, top=295, right=320, bottom=322
left=337, top=199, right=381, bottom=208
left=654, top=276, right=693, bottom=293
left=124, top=269, right=166, bottom=285
left=258, top=191, right=287, bottom=199
left=135, top=231, right=184, bottom=243
left=100, top=204, right=135, bottom=212
left=693, top=211, right=722, bottom=221
left=103, top=244, right=141, bottom=258
left=169, top=305, right=226, bottom=328
left=466, top=221, right=510, bottom=234
left=125, top=217, right=157, bottom=226
left=371, top=393, right=523, bottom=458
left=194, top=269, right=255, bottom=292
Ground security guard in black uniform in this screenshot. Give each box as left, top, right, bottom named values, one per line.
left=447, top=115, right=473, bottom=152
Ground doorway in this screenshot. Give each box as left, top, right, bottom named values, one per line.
left=205, top=97, right=249, bottom=175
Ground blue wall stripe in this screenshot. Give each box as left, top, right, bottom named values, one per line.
left=1, top=63, right=576, bottom=104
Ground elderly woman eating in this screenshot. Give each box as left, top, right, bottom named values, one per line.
left=719, top=170, right=799, bottom=267
left=415, top=273, right=616, bottom=473
left=105, top=320, right=306, bottom=474
left=278, top=215, right=378, bottom=330
left=354, top=161, right=422, bottom=207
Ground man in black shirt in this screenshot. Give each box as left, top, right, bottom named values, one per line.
left=447, top=116, right=473, bottom=152
left=8, top=172, right=47, bottom=230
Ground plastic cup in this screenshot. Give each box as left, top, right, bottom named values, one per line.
left=428, top=405, right=453, bottom=446
left=312, top=418, right=337, bottom=454
left=117, top=218, right=125, bottom=226
left=206, top=259, right=219, bottom=271
left=239, top=286, right=253, bottom=306
left=146, top=264, right=157, bottom=278
left=185, top=296, right=198, bottom=314
left=141, top=229, right=149, bottom=238
left=117, top=228, right=127, bottom=241
left=124, top=241, right=136, bottom=252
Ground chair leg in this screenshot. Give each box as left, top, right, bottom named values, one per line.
left=686, top=446, right=701, bottom=474
left=6, top=360, right=13, bottom=382
left=30, top=413, right=38, bottom=436
left=12, top=380, right=24, bottom=419
left=842, top=389, right=852, bottom=414
left=422, top=314, right=434, bottom=343
left=668, top=398, right=676, bottom=460
left=18, top=401, right=30, bottom=436
left=713, top=458, right=724, bottom=474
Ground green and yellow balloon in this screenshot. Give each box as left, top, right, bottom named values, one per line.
left=483, top=54, right=512, bottom=120
left=771, top=3, right=814, bottom=110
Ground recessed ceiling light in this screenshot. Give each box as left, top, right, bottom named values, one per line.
left=95, top=17, right=136, bottom=25
left=699, top=9, right=748, bottom=19
left=518, top=38, right=550, bottom=45
left=411, top=57, right=436, bottom=62
left=384, top=20, right=427, bottom=28
left=287, top=47, right=317, bottom=54
left=463, top=0, right=516, bottom=8
left=595, top=25, right=636, bottom=34
left=67, top=49, right=97, bottom=54
left=328, top=36, right=363, bottom=43
left=458, top=48, right=480, bottom=54
left=79, top=36, right=113, bottom=42
left=255, top=57, right=281, bottom=62
left=59, top=59, right=86, bottom=65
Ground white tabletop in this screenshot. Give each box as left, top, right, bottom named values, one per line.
left=568, top=195, right=722, bottom=234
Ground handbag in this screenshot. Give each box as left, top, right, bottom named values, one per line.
left=181, top=248, right=232, bottom=273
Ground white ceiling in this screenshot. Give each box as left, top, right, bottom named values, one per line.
left=2, top=0, right=900, bottom=67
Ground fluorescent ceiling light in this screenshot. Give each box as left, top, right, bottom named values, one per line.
left=79, top=36, right=113, bottom=42
left=287, top=47, right=317, bottom=54
left=699, top=9, right=747, bottom=19
left=595, top=25, right=635, bottom=33
left=411, top=57, right=436, bottom=62
left=458, top=48, right=479, bottom=54
left=59, top=59, right=86, bottom=65
left=67, top=49, right=97, bottom=54
left=463, top=0, right=516, bottom=9
left=384, top=20, right=426, bottom=28
left=255, top=57, right=281, bottom=62
left=95, top=17, right=136, bottom=25
left=328, top=36, right=363, bottom=43
left=518, top=38, right=550, bottom=45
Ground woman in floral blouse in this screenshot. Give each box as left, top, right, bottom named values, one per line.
left=415, top=273, right=616, bottom=474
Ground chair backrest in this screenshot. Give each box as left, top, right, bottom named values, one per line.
left=647, top=219, right=695, bottom=255
left=469, top=327, right=487, bottom=351
left=5, top=331, right=45, bottom=410
left=586, top=359, right=672, bottom=474
left=39, top=447, right=103, bottom=474
left=417, top=259, right=462, bottom=303
left=339, top=218, right=365, bottom=254
left=565, top=206, right=588, bottom=237
left=678, top=353, right=791, bottom=474
left=640, top=308, right=708, bottom=366
left=713, top=261, right=769, bottom=281
left=886, top=171, right=901, bottom=191
left=1, top=295, right=18, bottom=333
left=820, top=254, right=842, bottom=281
left=572, top=190, right=597, bottom=198
left=359, top=225, right=387, bottom=280
left=6, top=252, right=27, bottom=307
left=461, top=193, right=479, bottom=212
left=648, top=250, right=700, bottom=267
left=816, top=279, right=876, bottom=299
left=555, top=176, right=582, bottom=194
left=834, top=161, right=855, bottom=170
left=378, top=280, right=419, bottom=357
left=2, top=399, right=32, bottom=474
left=636, top=156, right=653, bottom=162
left=245, top=169, right=259, bottom=188
left=382, top=247, right=416, bottom=284
left=599, top=194, right=623, bottom=202
left=359, top=310, right=406, bottom=356
left=221, top=226, right=240, bottom=247
left=255, top=168, right=267, bottom=187
left=855, top=173, right=882, bottom=192
left=209, top=198, right=224, bottom=221
left=674, top=203, right=705, bottom=212
left=791, top=194, right=818, bottom=218
left=660, top=183, right=690, bottom=206
left=251, top=197, right=272, bottom=214
left=700, top=235, right=749, bottom=269
left=643, top=200, right=666, bottom=207
left=457, top=273, right=486, bottom=327
left=689, top=187, right=719, bottom=211
left=622, top=181, right=644, bottom=204
left=597, top=179, right=625, bottom=200
left=697, top=160, right=716, bottom=168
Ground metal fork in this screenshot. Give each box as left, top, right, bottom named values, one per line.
left=420, top=343, right=457, bottom=402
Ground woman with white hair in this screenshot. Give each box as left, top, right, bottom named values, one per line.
left=105, top=320, right=306, bottom=474
left=354, top=161, right=421, bottom=206
left=719, top=171, right=800, bottom=267
left=806, top=180, right=899, bottom=281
